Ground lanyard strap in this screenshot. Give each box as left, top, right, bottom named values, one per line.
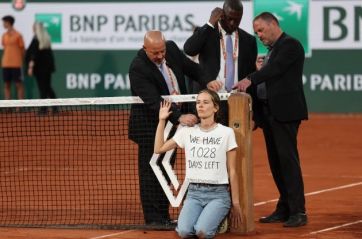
left=163, top=62, right=179, bottom=95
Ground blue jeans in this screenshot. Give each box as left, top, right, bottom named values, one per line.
left=176, top=184, right=231, bottom=239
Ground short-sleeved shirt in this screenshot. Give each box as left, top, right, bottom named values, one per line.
left=1, top=30, right=25, bottom=68
left=173, top=123, right=237, bottom=184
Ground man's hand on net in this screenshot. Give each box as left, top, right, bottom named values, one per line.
left=207, top=80, right=223, bottom=92
left=233, top=78, right=251, bottom=92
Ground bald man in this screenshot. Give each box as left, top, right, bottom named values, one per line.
left=128, top=31, right=202, bottom=227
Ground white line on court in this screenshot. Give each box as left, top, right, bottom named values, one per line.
left=303, top=174, right=362, bottom=179
left=89, top=230, right=135, bottom=239
left=254, top=198, right=278, bottom=206
left=254, top=181, right=362, bottom=206
left=307, top=220, right=362, bottom=235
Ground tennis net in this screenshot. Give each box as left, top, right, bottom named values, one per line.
left=0, top=94, right=231, bottom=230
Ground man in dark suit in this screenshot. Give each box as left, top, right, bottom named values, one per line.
left=128, top=30, right=201, bottom=226
left=234, top=12, right=308, bottom=227
left=183, top=0, right=257, bottom=93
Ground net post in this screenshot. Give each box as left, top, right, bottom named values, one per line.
left=228, top=92, right=254, bottom=234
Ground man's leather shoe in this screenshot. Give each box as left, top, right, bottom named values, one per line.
left=146, top=219, right=177, bottom=230
left=283, top=213, right=307, bottom=227
left=259, top=211, right=289, bottom=223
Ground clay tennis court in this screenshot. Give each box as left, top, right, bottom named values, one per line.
left=0, top=113, right=361, bottom=238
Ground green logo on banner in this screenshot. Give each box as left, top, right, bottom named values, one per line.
left=253, top=0, right=309, bottom=56
left=35, top=14, right=62, bottom=43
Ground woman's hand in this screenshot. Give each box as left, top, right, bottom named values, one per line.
left=27, top=67, right=33, bottom=76
left=159, top=100, right=172, bottom=121
left=28, top=61, right=34, bottom=76
left=229, top=204, right=242, bottom=229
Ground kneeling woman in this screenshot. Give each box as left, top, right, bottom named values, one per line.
left=154, top=89, right=242, bottom=238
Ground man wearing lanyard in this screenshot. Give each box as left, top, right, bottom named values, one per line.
left=128, top=30, right=202, bottom=227
left=183, top=0, right=257, bottom=125
left=184, top=0, right=257, bottom=94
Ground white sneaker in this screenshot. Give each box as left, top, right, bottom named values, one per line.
left=217, top=217, right=229, bottom=234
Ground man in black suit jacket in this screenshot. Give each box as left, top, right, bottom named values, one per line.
left=183, top=0, right=257, bottom=93
left=128, top=31, right=201, bottom=226
left=234, top=12, right=308, bottom=228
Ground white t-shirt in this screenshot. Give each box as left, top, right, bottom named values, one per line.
left=173, top=123, right=238, bottom=184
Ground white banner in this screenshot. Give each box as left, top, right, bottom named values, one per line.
left=310, top=1, right=362, bottom=49
left=0, top=1, right=361, bottom=50
left=0, top=1, right=249, bottom=49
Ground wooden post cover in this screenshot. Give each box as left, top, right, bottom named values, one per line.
left=228, top=93, right=254, bottom=234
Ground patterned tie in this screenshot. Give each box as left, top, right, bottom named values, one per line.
left=159, top=63, right=173, bottom=93
left=225, top=34, right=235, bottom=92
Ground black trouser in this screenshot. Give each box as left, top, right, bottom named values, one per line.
left=35, top=72, right=57, bottom=113
left=35, top=72, right=56, bottom=99
left=137, top=135, right=176, bottom=224
left=260, top=103, right=305, bottom=215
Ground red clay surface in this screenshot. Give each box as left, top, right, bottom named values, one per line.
left=0, top=113, right=361, bottom=238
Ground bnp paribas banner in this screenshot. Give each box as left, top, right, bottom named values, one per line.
left=0, top=0, right=361, bottom=113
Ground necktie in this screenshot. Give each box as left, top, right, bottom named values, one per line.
left=257, top=48, right=272, bottom=100
left=225, top=34, right=234, bottom=92
left=263, top=46, right=273, bottom=66
left=159, top=63, right=173, bottom=94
